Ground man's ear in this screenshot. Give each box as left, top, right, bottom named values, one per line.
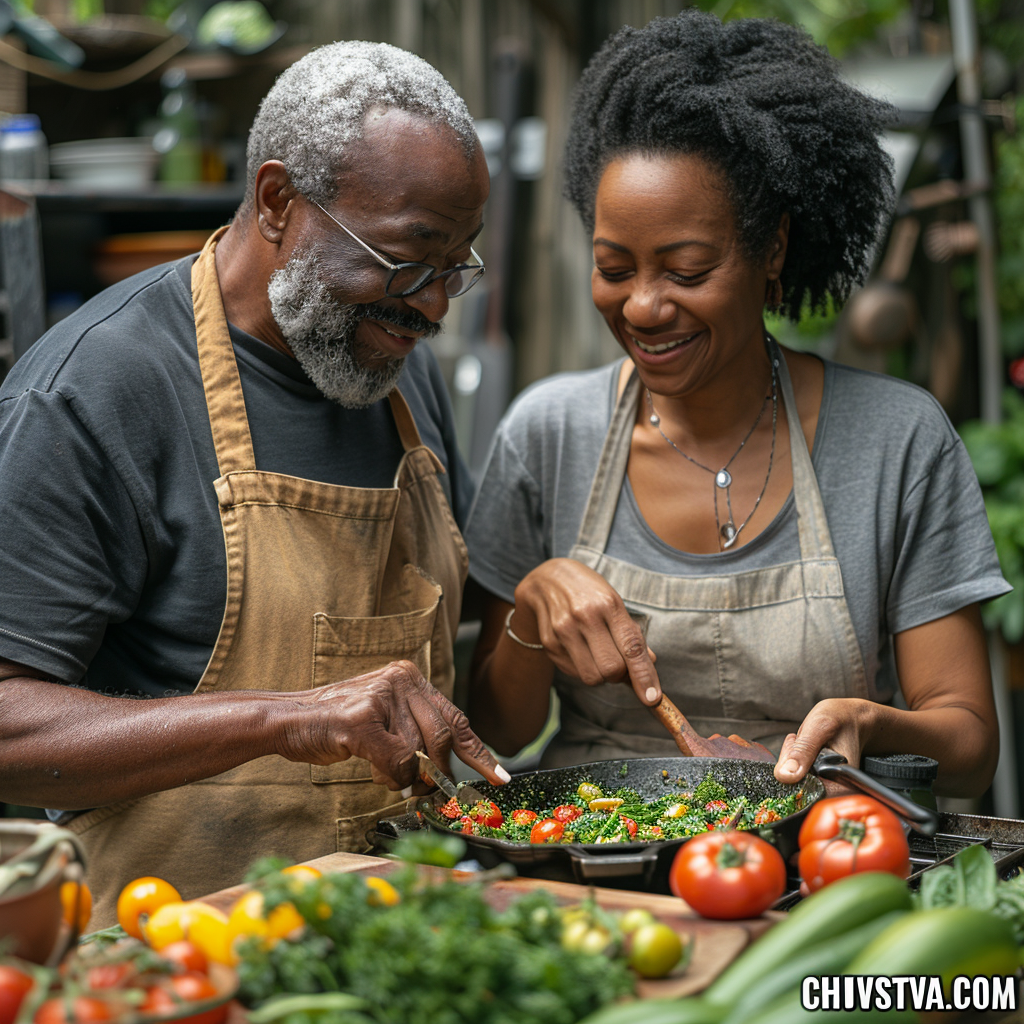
left=254, top=161, right=295, bottom=243
left=768, top=211, right=790, bottom=279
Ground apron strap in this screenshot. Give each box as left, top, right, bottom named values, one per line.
left=192, top=227, right=257, bottom=476
left=388, top=388, right=426, bottom=453
left=574, top=366, right=640, bottom=551
left=772, top=340, right=835, bottom=561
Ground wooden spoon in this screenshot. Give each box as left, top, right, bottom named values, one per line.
left=649, top=694, right=775, bottom=762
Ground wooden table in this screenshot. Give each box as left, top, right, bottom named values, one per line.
left=203, top=850, right=783, bottom=1000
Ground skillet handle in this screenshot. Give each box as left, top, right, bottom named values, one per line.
left=569, top=847, right=660, bottom=885
left=814, top=760, right=939, bottom=835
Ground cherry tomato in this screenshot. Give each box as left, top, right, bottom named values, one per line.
left=59, top=880, right=92, bottom=934
left=140, top=973, right=227, bottom=1024
left=669, top=830, right=786, bottom=919
left=0, top=965, right=33, bottom=1024
left=116, top=876, right=181, bottom=940
left=628, top=922, right=685, bottom=979
left=511, top=809, right=538, bottom=826
left=84, top=962, right=137, bottom=991
left=798, top=795, right=910, bottom=893
left=552, top=805, right=582, bottom=823
left=621, top=816, right=639, bottom=839
left=467, top=800, right=503, bottom=828
left=159, top=940, right=209, bottom=974
left=529, top=818, right=565, bottom=844
left=34, top=997, right=115, bottom=1024
left=456, top=815, right=474, bottom=834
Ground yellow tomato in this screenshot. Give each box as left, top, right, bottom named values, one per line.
left=281, top=865, right=322, bottom=882
left=59, top=880, right=92, bottom=933
left=226, top=891, right=305, bottom=963
left=116, top=876, right=181, bottom=940
left=364, top=877, right=400, bottom=907
left=185, top=904, right=232, bottom=966
left=142, top=900, right=196, bottom=949
left=281, top=864, right=322, bottom=895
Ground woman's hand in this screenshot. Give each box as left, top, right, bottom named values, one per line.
left=774, top=697, right=870, bottom=785
left=513, top=558, right=662, bottom=706
left=775, top=606, right=999, bottom=798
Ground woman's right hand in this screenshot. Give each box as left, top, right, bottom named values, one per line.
left=512, top=558, right=662, bottom=706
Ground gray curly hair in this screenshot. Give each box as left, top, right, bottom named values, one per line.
left=243, top=40, right=479, bottom=209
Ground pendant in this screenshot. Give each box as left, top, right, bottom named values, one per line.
left=720, top=521, right=737, bottom=546
left=649, top=412, right=660, bottom=427
left=715, top=469, right=732, bottom=489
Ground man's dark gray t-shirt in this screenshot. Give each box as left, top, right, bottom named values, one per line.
left=0, top=256, right=473, bottom=698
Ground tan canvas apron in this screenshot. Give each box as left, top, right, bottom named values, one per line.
left=543, top=346, right=868, bottom=768
left=70, top=230, right=468, bottom=928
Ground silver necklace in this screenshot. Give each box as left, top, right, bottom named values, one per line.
left=647, top=339, right=779, bottom=550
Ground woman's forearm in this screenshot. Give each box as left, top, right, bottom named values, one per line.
left=469, top=640, right=555, bottom=756
left=858, top=699, right=998, bottom=798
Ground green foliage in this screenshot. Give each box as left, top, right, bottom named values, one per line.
left=993, top=99, right=1024, bottom=358
left=691, top=0, right=904, bottom=56
left=236, top=863, right=635, bottom=1024
left=960, top=388, right=1024, bottom=641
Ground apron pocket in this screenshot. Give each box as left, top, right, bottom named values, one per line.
left=310, top=565, right=441, bottom=785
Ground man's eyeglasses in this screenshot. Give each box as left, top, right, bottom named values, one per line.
left=310, top=199, right=486, bottom=299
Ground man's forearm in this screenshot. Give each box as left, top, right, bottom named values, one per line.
left=0, top=677, right=283, bottom=809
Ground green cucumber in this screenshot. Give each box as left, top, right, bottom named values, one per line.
left=847, top=906, right=1018, bottom=981
left=577, top=996, right=726, bottom=1024
left=719, top=910, right=909, bottom=1024
left=742, top=988, right=919, bottom=1024
left=702, top=871, right=913, bottom=1008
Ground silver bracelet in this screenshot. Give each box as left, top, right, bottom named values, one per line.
left=504, top=608, right=545, bottom=650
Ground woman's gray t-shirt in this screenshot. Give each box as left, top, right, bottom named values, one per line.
left=464, top=358, right=1010, bottom=703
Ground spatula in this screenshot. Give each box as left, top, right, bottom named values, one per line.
left=649, top=694, right=775, bottom=762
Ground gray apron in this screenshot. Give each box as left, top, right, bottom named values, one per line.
left=543, top=347, right=868, bottom=768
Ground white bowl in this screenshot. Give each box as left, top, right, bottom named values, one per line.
left=49, top=137, right=158, bottom=189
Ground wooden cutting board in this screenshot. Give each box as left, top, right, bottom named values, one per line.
left=203, top=851, right=783, bottom=1000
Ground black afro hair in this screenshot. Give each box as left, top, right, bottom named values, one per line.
left=564, top=9, right=896, bottom=320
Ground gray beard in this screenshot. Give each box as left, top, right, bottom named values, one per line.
left=267, top=249, right=405, bottom=409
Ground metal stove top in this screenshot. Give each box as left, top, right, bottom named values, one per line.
left=775, top=811, right=1024, bottom=910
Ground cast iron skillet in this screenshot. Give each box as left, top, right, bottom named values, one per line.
left=414, top=754, right=938, bottom=896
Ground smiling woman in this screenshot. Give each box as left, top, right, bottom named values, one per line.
left=463, top=8, right=1009, bottom=799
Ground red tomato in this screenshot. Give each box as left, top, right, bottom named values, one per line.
left=467, top=800, right=503, bottom=828
left=159, top=940, right=209, bottom=974
left=529, top=818, right=565, bottom=844
left=798, top=795, right=910, bottom=893
left=34, top=997, right=115, bottom=1024
left=456, top=816, right=474, bottom=834
left=84, top=962, right=136, bottom=991
left=552, top=805, right=582, bottom=823
left=621, top=816, right=639, bottom=838
left=511, top=809, right=538, bottom=826
left=0, top=966, right=33, bottom=1024
left=140, top=973, right=227, bottom=1024
left=669, top=830, right=786, bottom=919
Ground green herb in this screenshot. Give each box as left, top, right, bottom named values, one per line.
left=692, top=773, right=728, bottom=806
left=915, top=844, right=998, bottom=914
left=237, top=855, right=635, bottom=1024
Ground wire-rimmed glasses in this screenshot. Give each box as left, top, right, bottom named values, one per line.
left=310, top=198, right=486, bottom=299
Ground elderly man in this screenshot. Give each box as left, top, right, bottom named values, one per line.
left=0, top=41, right=506, bottom=926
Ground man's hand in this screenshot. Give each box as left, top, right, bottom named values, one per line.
left=512, top=558, right=661, bottom=707
left=277, top=660, right=510, bottom=791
